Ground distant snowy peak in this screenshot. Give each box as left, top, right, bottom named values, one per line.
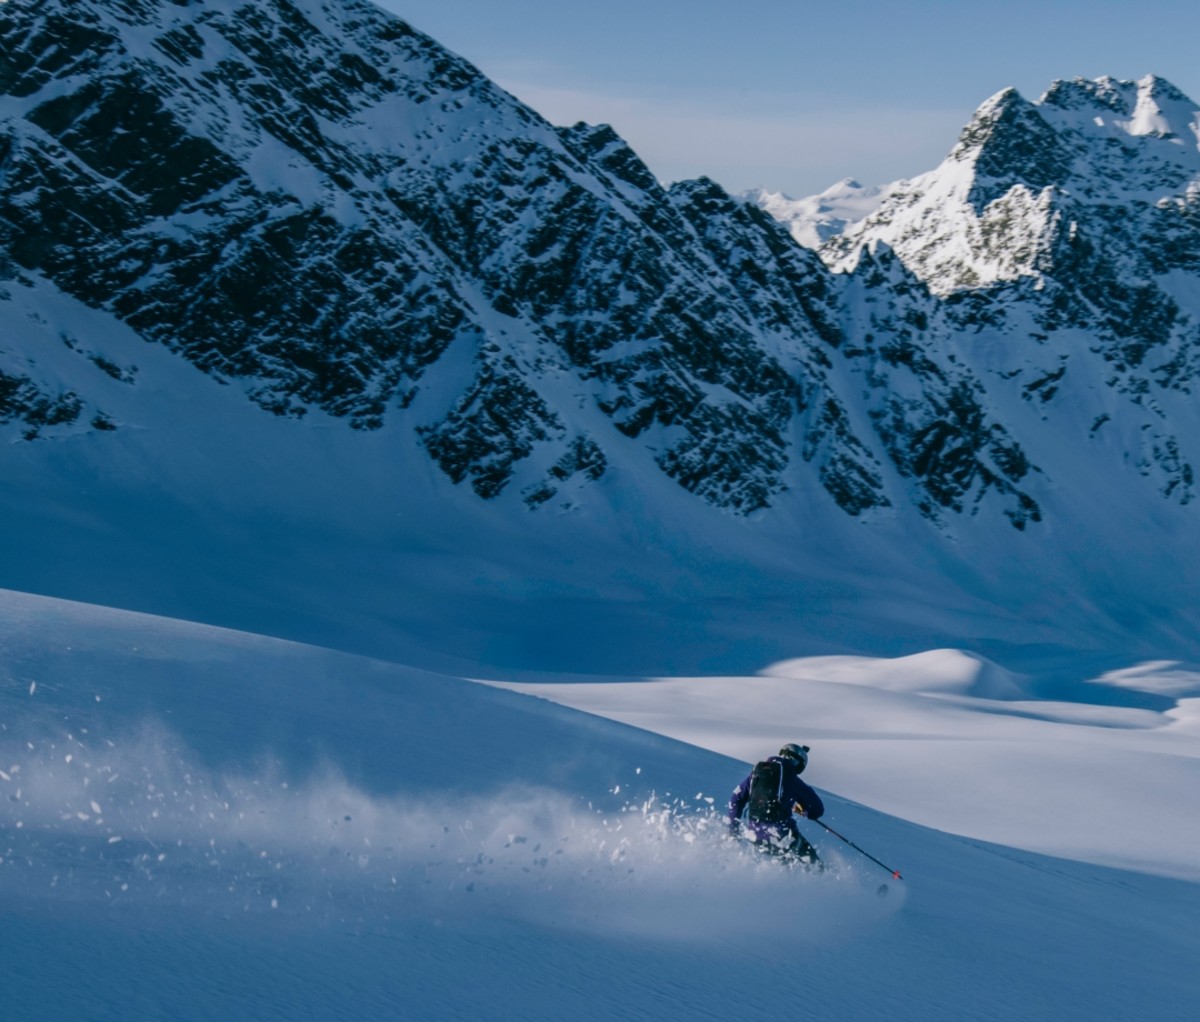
left=804, top=74, right=1200, bottom=515
left=956, top=75, right=1200, bottom=203
left=740, top=179, right=897, bottom=248
left=751, top=75, right=1200, bottom=268
left=821, top=75, right=1200, bottom=292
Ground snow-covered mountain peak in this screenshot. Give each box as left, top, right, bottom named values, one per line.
left=950, top=84, right=1027, bottom=147
left=939, top=86, right=1072, bottom=209
left=818, top=74, right=1200, bottom=293
left=1029, top=75, right=1200, bottom=179
left=741, top=177, right=897, bottom=248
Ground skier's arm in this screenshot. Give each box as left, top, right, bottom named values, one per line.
left=788, top=776, right=824, bottom=820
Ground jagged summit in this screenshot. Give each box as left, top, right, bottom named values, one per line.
left=820, top=74, right=1200, bottom=291
left=753, top=76, right=1200, bottom=269
left=948, top=86, right=1074, bottom=208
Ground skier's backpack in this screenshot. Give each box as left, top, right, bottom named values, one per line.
left=746, top=759, right=790, bottom=824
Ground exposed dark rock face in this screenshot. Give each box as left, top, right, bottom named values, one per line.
left=0, top=365, right=83, bottom=439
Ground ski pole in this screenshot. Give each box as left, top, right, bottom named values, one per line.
left=813, top=818, right=902, bottom=880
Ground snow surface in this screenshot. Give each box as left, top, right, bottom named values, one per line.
left=493, top=649, right=1200, bottom=879
left=3, top=588, right=1199, bottom=1021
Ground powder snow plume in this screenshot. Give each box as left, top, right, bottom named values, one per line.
left=0, top=718, right=900, bottom=940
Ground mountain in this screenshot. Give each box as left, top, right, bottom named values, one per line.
left=0, top=0, right=1076, bottom=525
left=3, top=1, right=1200, bottom=672
left=810, top=75, right=1200, bottom=509
left=823, top=76, right=1200, bottom=293
left=0, top=0, right=857, bottom=517
left=740, top=178, right=896, bottom=248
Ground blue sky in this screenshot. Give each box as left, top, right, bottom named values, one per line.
left=379, top=1, right=1200, bottom=197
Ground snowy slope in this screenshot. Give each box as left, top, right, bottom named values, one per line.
left=495, top=648, right=1200, bottom=879
left=3, top=589, right=1200, bottom=1021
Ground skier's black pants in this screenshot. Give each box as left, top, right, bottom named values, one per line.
left=754, top=827, right=820, bottom=866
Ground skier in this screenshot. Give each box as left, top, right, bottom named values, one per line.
left=728, top=743, right=824, bottom=865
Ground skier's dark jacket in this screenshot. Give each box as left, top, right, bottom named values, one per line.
left=728, top=755, right=824, bottom=847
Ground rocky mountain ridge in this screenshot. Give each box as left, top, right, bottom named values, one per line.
left=758, top=73, right=1200, bottom=513
left=2, top=1, right=1198, bottom=539
left=0, top=0, right=1043, bottom=528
